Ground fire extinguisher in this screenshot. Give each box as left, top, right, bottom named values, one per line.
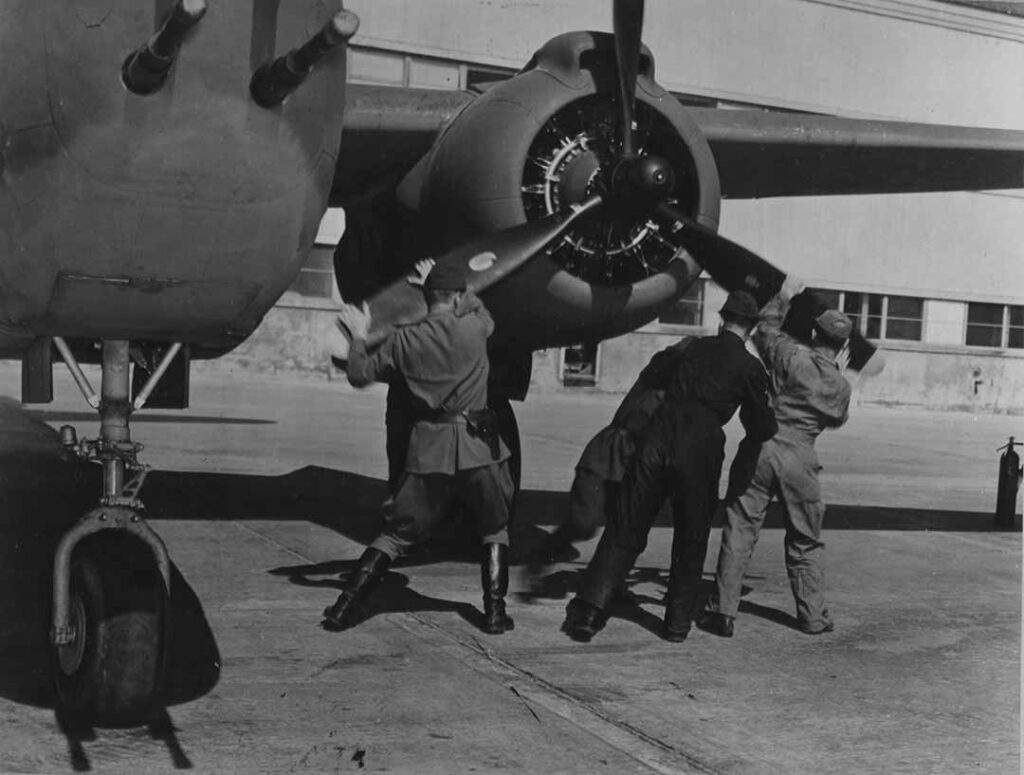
left=995, top=436, right=1023, bottom=529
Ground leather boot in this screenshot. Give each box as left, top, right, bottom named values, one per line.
left=662, top=542, right=706, bottom=642
left=481, top=543, right=514, bottom=634
left=563, top=598, right=608, bottom=642
left=322, top=548, right=391, bottom=631
left=564, top=538, right=638, bottom=642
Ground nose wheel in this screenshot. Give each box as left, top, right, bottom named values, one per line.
left=49, top=340, right=173, bottom=726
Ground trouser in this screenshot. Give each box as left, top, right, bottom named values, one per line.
left=577, top=405, right=724, bottom=615
left=371, top=462, right=515, bottom=559
left=563, top=468, right=618, bottom=543
left=385, top=382, right=415, bottom=495
left=708, top=436, right=829, bottom=627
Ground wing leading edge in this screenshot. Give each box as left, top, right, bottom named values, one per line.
left=690, top=108, right=1024, bottom=198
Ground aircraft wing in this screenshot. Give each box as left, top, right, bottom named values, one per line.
left=331, top=85, right=473, bottom=206
left=689, top=108, right=1024, bottom=198
left=333, top=86, right=1024, bottom=203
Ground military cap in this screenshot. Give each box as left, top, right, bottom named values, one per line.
left=814, top=309, right=853, bottom=342
left=424, top=261, right=467, bottom=292
left=719, top=290, right=760, bottom=321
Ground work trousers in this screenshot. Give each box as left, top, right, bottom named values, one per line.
left=564, top=468, right=618, bottom=543
left=577, top=404, right=725, bottom=618
left=371, top=462, right=515, bottom=559
left=708, top=436, right=830, bottom=628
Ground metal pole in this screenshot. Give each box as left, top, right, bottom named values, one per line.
left=133, top=342, right=183, bottom=410
left=100, top=340, right=131, bottom=499
left=52, top=337, right=99, bottom=409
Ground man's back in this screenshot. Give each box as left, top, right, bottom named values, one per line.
left=349, top=293, right=493, bottom=416
left=668, top=331, right=777, bottom=442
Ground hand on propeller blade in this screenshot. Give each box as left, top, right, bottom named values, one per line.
left=406, top=258, right=436, bottom=287
left=338, top=301, right=371, bottom=343
left=780, top=274, right=806, bottom=304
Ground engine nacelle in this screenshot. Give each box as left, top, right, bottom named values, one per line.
left=412, top=32, right=722, bottom=350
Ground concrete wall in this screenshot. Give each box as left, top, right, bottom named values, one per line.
left=530, top=331, right=1024, bottom=414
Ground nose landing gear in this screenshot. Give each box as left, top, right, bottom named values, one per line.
left=49, top=339, right=173, bottom=726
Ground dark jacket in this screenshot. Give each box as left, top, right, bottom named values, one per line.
left=666, top=330, right=778, bottom=442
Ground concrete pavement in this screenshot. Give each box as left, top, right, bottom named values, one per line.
left=0, top=362, right=1019, bottom=774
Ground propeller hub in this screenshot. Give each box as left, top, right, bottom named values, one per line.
left=611, top=154, right=676, bottom=206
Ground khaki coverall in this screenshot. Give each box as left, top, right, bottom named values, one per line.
left=708, top=295, right=851, bottom=630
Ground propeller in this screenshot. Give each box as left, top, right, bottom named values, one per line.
left=655, top=202, right=881, bottom=373
left=360, top=196, right=603, bottom=348
left=613, top=0, right=645, bottom=159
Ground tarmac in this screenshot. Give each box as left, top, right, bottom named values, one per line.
left=0, top=361, right=1019, bottom=774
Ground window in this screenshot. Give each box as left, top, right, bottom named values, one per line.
left=885, top=296, right=924, bottom=341
left=811, top=289, right=923, bottom=341
left=561, top=343, right=599, bottom=387
left=657, top=279, right=705, bottom=326
left=966, top=303, right=1024, bottom=349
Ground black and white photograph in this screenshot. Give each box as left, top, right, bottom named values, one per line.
left=0, top=1, right=1020, bottom=772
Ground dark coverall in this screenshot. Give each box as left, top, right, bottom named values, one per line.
left=708, top=295, right=851, bottom=630
left=563, top=339, right=693, bottom=542
left=576, top=329, right=777, bottom=632
left=347, top=292, right=515, bottom=558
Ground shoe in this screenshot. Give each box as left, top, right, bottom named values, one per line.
left=481, top=543, right=515, bottom=635
left=562, top=598, right=607, bottom=642
left=798, top=618, right=834, bottom=635
left=322, top=548, right=391, bottom=631
left=698, top=612, right=735, bottom=638
left=662, top=622, right=690, bottom=642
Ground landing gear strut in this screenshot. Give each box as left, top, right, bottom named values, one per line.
left=49, top=340, right=174, bottom=726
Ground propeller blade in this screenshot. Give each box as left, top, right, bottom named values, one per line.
left=655, top=202, right=784, bottom=307
left=362, top=196, right=603, bottom=347
left=613, top=0, right=645, bottom=158
left=655, top=202, right=880, bottom=372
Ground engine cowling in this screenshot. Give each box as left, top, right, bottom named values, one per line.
left=412, top=31, right=722, bottom=350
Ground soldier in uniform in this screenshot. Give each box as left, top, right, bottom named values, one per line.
left=322, top=259, right=517, bottom=635
left=702, top=278, right=852, bottom=637
left=564, top=290, right=778, bottom=643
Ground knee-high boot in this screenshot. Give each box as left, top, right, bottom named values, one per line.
left=322, top=547, right=391, bottom=631
left=481, top=543, right=514, bottom=634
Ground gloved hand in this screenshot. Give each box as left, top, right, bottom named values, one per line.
left=406, top=258, right=436, bottom=286
left=780, top=274, right=806, bottom=303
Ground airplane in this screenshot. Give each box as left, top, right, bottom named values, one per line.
left=2, top=0, right=1022, bottom=728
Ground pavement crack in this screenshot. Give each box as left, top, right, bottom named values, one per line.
left=398, top=612, right=717, bottom=775
left=232, top=520, right=315, bottom=562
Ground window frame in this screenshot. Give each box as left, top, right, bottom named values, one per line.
left=810, top=289, right=924, bottom=342
left=965, top=302, right=1024, bottom=350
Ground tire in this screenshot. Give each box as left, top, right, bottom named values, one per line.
left=51, top=535, right=166, bottom=726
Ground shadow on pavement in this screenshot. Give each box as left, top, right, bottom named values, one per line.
left=514, top=489, right=1007, bottom=533
left=271, top=563, right=483, bottom=631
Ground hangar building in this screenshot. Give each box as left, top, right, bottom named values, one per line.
left=232, top=0, right=1024, bottom=413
